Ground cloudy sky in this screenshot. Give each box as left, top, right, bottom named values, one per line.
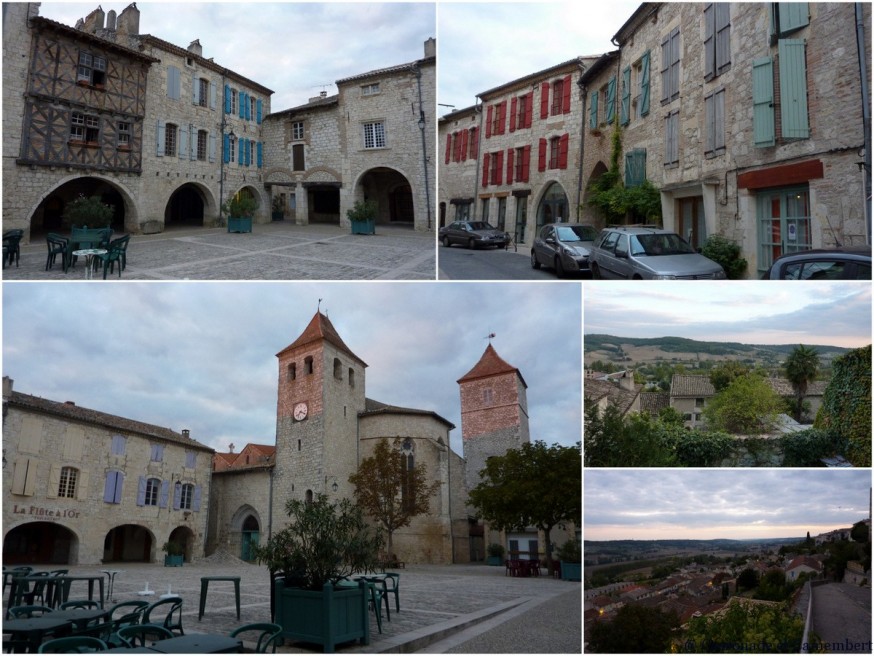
left=36, top=2, right=436, bottom=111
left=584, top=281, right=872, bottom=348
left=585, top=469, right=872, bottom=541
left=437, top=1, right=639, bottom=114
left=2, top=282, right=581, bottom=455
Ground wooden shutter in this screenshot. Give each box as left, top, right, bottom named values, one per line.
left=470, top=127, right=479, bottom=159
left=705, top=92, right=715, bottom=154
left=589, top=90, right=598, bottom=128
left=752, top=57, right=776, bottom=146
left=778, top=3, right=809, bottom=35
left=485, top=105, right=493, bottom=138
left=257, top=99, right=263, bottom=124
left=704, top=4, right=715, bottom=80
left=159, top=480, right=170, bottom=508
left=660, top=34, right=671, bottom=104
left=136, top=476, right=147, bottom=506
left=558, top=133, right=569, bottom=169
left=238, top=90, right=245, bottom=118
left=522, top=145, right=531, bottom=182
left=778, top=39, right=809, bottom=139
left=193, top=485, right=203, bottom=512
left=525, top=93, right=533, bottom=128
left=173, top=482, right=182, bottom=510
left=509, top=97, right=517, bottom=132
left=498, top=101, right=507, bottom=135
left=192, top=74, right=200, bottom=104
left=47, top=464, right=61, bottom=499
left=621, top=67, right=631, bottom=125
left=625, top=149, right=646, bottom=187
left=209, top=81, right=216, bottom=110
left=257, top=141, right=263, bottom=168
left=156, top=119, right=165, bottom=156
left=506, top=148, right=514, bottom=184
left=445, top=134, right=451, bottom=164
left=606, top=77, right=616, bottom=124
left=179, top=127, right=188, bottom=160
left=103, top=470, right=123, bottom=503
left=76, top=470, right=89, bottom=501
left=482, top=152, right=490, bottom=187
left=494, top=150, right=504, bottom=185
left=461, top=129, right=468, bottom=161
left=540, top=82, right=550, bottom=118
left=715, top=4, right=731, bottom=75
left=538, top=138, right=547, bottom=172
left=63, top=427, right=85, bottom=461
left=11, top=457, right=36, bottom=496
left=209, top=133, right=216, bottom=163
left=640, top=51, right=651, bottom=116
left=224, top=84, right=231, bottom=113
left=561, top=74, right=572, bottom=113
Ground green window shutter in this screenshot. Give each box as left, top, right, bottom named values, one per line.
left=778, top=39, right=809, bottom=139
left=589, top=90, right=598, bottom=129
left=778, top=3, right=809, bottom=34
left=625, top=148, right=646, bottom=187
left=640, top=51, right=651, bottom=116
left=752, top=57, right=775, bottom=147
left=620, top=67, right=631, bottom=126
left=605, top=77, right=616, bottom=124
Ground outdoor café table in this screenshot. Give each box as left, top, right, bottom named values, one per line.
left=148, top=634, right=242, bottom=653
left=100, top=569, right=122, bottom=603
left=2, top=616, right=72, bottom=652
left=71, top=248, right=106, bottom=280
left=6, top=573, right=55, bottom=608
left=47, top=607, right=108, bottom=631
left=56, top=575, right=105, bottom=608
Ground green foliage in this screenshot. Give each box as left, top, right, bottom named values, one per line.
left=486, top=543, right=505, bottom=558
left=754, top=570, right=791, bottom=601
left=588, top=604, right=679, bottom=653
left=784, top=345, right=820, bottom=423
left=814, top=345, right=871, bottom=466
left=658, top=406, right=685, bottom=427
left=700, top=235, right=748, bottom=279
left=703, top=373, right=784, bottom=434
left=674, top=430, right=733, bottom=467
left=346, top=199, right=378, bottom=223
left=780, top=428, right=847, bottom=467
left=556, top=538, right=581, bottom=563
left=62, top=194, right=114, bottom=227
left=252, top=493, right=382, bottom=590
left=851, top=521, right=869, bottom=544
left=736, top=568, right=759, bottom=592
left=683, top=600, right=804, bottom=653
left=222, top=193, right=258, bottom=218
left=161, top=541, right=183, bottom=556
left=709, top=361, right=751, bottom=392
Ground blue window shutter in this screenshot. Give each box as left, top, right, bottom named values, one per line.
left=103, top=471, right=116, bottom=502
left=238, top=138, right=244, bottom=164
left=193, top=485, right=202, bottom=511
left=753, top=57, right=775, bottom=146
left=156, top=119, right=165, bottom=157
left=111, top=435, right=125, bottom=455
left=589, top=90, right=598, bottom=129
left=256, top=99, right=262, bottom=124
left=640, top=51, right=651, bottom=116
left=223, top=133, right=230, bottom=163
left=239, top=90, right=245, bottom=118
left=778, top=39, right=809, bottom=139
left=620, top=67, right=631, bottom=126
left=192, top=74, right=199, bottom=104
left=245, top=138, right=250, bottom=166
left=159, top=480, right=170, bottom=508
left=114, top=471, right=124, bottom=503
left=605, top=77, right=616, bottom=124
left=173, top=482, right=182, bottom=510
left=257, top=141, right=263, bottom=168
left=224, top=84, right=231, bottom=114
left=136, top=476, right=146, bottom=506
left=704, top=3, right=715, bottom=79
left=179, top=128, right=188, bottom=159
left=625, top=149, right=646, bottom=187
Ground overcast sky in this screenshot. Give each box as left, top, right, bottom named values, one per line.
left=437, top=1, right=639, bottom=114
left=2, top=282, right=581, bottom=456
left=584, top=281, right=872, bottom=348
left=36, top=2, right=436, bottom=111
left=585, top=469, right=872, bottom=541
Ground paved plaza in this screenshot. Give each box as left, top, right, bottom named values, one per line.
left=2, top=223, right=437, bottom=281
left=3, top=558, right=581, bottom=653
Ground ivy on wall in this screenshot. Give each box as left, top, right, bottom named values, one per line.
left=814, top=345, right=871, bottom=467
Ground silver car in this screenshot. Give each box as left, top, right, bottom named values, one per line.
left=590, top=226, right=726, bottom=280
left=530, top=223, right=598, bottom=277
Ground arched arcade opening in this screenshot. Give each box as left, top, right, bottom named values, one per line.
left=165, top=183, right=208, bottom=227
left=536, top=182, right=569, bottom=233
left=356, top=167, right=415, bottom=227
left=103, top=524, right=154, bottom=563
left=4, top=522, right=79, bottom=565
left=28, top=177, right=130, bottom=241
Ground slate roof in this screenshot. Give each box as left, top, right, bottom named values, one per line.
left=7, top=391, right=213, bottom=452
left=585, top=378, right=641, bottom=416
left=361, top=398, right=455, bottom=429
left=670, top=374, right=715, bottom=397
left=276, top=312, right=367, bottom=367
left=457, top=344, right=527, bottom=388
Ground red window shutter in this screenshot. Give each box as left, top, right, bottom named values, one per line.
left=506, top=148, right=515, bottom=184
left=444, top=133, right=451, bottom=164
left=540, top=82, right=550, bottom=119
left=461, top=129, right=469, bottom=162
left=538, top=138, right=547, bottom=172
left=509, top=97, right=517, bottom=132
left=522, top=145, right=531, bottom=182
left=562, top=74, right=572, bottom=113
left=470, top=127, right=479, bottom=159
left=559, top=133, right=569, bottom=169
left=498, top=101, right=507, bottom=135
left=495, top=150, right=504, bottom=185
left=525, top=93, right=534, bottom=128
left=486, top=105, right=493, bottom=138
left=482, top=152, right=490, bottom=187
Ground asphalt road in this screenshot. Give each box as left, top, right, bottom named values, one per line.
left=437, top=243, right=583, bottom=280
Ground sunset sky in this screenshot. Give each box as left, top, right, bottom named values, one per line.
left=585, top=469, right=872, bottom=541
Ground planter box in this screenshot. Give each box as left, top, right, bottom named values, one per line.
left=227, top=216, right=253, bottom=233
left=486, top=556, right=504, bottom=566
left=274, top=580, right=369, bottom=653
left=164, top=554, right=183, bottom=567
left=560, top=561, right=581, bottom=581
left=350, top=219, right=375, bottom=235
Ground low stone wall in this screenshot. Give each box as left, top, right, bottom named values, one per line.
left=718, top=434, right=784, bottom=467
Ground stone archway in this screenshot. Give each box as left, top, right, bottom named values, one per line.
left=536, top=181, right=569, bottom=233
left=165, top=183, right=208, bottom=227
left=167, top=526, right=195, bottom=563
left=103, top=524, right=154, bottom=563
left=584, top=161, right=610, bottom=227
left=229, top=505, right=262, bottom=562
left=3, top=522, right=79, bottom=565
left=28, top=176, right=134, bottom=240
left=354, top=167, right=415, bottom=228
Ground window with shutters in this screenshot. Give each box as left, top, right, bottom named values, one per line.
left=636, top=51, right=651, bottom=117
left=752, top=57, right=775, bottom=147
left=778, top=39, right=809, bottom=139
left=292, top=143, right=305, bottom=171
left=704, top=4, right=731, bottom=80
left=363, top=121, right=386, bottom=148
left=489, top=101, right=506, bottom=135
left=292, top=121, right=305, bottom=140
left=468, top=127, right=479, bottom=159
left=227, top=134, right=236, bottom=163
left=198, top=78, right=209, bottom=107
left=110, top=435, right=126, bottom=456
left=489, top=151, right=503, bottom=185
left=661, top=27, right=681, bottom=104
left=77, top=51, right=106, bottom=86
left=620, top=67, right=631, bottom=126
left=549, top=136, right=562, bottom=169
left=250, top=96, right=257, bottom=122
left=11, top=457, right=37, bottom=496
left=771, top=3, right=809, bottom=37
left=164, top=123, right=177, bottom=156
left=664, top=110, right=679, bottom=167
left=514, top=146, right=530, bottom=183
left=704, top=88, right=726, bottom=156
left=186, top=451, right=197, bottom=468
left=144, top=478, right=160, bottom=506
left=229, top=88, right=237, bottom=115
left=589, top=90, right=599, bottom=129
left=150, top=444, right=164, bottom=463
left=197, top=130, right=207, bottom=161
left=103, top=470, right=124, bottom=504
left=602, top=78, right=616, bottom=125
left=58, top=467, right=78, bottom=499
left=551, top=78, right=564, bottom=115
left=179, top=483, right=194, bottom=510
left=167, top=65, right=181, bottom=100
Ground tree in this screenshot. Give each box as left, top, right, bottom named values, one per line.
left=709, top=361, right=751, bottom=392
left=348, top=438, right=440, bottom=557
left=703, top=373, right=784, bottom=434
left=784, top=345, right=820, bottom=422
left=468, top=440, right=580, bottom=572
left=736, top=568, right=759, bottom=592
left=587, top=604, right=679, bottom=653
left=684, top=600, right=804, bottom=653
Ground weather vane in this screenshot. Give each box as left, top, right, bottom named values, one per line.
left=485, top=332, right=496, bottom=343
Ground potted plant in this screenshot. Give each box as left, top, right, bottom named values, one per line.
left=486, top=543, right=505, bottom=566
left=61, top=194, right=114, bottom=229
left=253, top=493, right=382, bottom=652
left=271, top=195, right=284, bottom=221
left=556, top=538, right=581, bottom=582
left=162, top=541, right=184, bottom=567
left=346, top=200, right=377, bottom=235
left=222, top=194, right=258, bottom=233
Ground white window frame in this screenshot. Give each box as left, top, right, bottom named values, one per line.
left=363, top=120, right=386, bottom=149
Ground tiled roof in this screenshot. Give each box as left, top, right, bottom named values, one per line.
left=265, top=94, right=339, bottom=119
left=457, top=344, right=527, bottom=387
left=766, top=378, right=827, bottom=396
left=336, top=55, right=435, bottom=85
left=276, top=312, right=367, bottom=367
left=670, top=375, right=715, bottom=397
left=585, top=378, right=641, bottom=415
left=29, top=16, right=160, bottom=63
left=8, top=391, right=213, bottom=452
left=362, top=398, right=455, bottom=429
left=478, top=56, right=599, bottom=99
left=640, top=392, right=671, bottom=415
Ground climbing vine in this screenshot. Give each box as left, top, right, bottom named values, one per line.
left=814, top=345, right=871, bottom=466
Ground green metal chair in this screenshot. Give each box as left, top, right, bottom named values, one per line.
left=38, top=636, right=107, bottom=653
left=3, top=229, right=23, bottom=268
left=143, top=596, right=184, bottom=635
left=114, top=623, right=173, bottom=648
left=6, top=604, right=53, bottom=619
left=92, top=234, right=130, bottom=279
left=59, top=599, right=101, bottom=610
left=46, top=233, right=69, bottom=271
left=229, top=622, right=283, bottom=653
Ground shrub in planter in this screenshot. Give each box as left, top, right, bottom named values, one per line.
left=62, top=194, right=114, bottom=229
left=556, top=539, right=581, bottom=581
left=486, top=543, right=505, bottom=566
left=222, top=195, right=258, bottom=233
left=346, top=200, right=377, bottom=235
left=162, top=541, right=184, bottom=567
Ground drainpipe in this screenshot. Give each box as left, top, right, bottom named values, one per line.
left=855, top=3, right=872, bottom=244
left=575, top=62, right=588, bottom=221
left=412, top=63, right=433, bottom=230
left=267, top=466, right=274, bottom=539
left=472, top=97, right=484, bottom=220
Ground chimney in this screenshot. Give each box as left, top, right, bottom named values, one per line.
left=81, top=6, right=105, bottom=33
left=228, top=442, right=235, bottom=454
left=106, top=9, right=117, bottom=30
left=64, top=401, right=76, bottom=406
left=187, top=39, right=202, bottom=57
left=182, top=429, right=190, bottom=439
left=424, top=37, right=436, bottom=59
left=619, top=370, right=636, bottom=392
left=116, top=3, right=140, bottom=38
left=2, top=376, right=12, bottom=399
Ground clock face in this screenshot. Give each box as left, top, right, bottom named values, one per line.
left=293, top=402, right=308, bottom=421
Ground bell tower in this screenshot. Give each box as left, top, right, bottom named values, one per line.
left=272, top=312, right=367, bottom=528
left=457, top=343, right=529, bottom=492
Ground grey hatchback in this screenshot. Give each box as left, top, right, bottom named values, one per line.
left=530, top=223, right=599, bottom=277
left=590, top=226, right=726, bottom=280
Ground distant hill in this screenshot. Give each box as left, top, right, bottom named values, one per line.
left=585, top=538, right=802, bottom=551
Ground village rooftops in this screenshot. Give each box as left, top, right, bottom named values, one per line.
left=584, top=377, right=642, bottom=416
left=476, top=56, right=599, bottom=101
left=670, top=374, right=716, bottom=397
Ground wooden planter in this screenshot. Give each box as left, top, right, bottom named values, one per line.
left=486, top=556, right=503, bottom=566
left=560, top=561, right=581, bottom=581
left=227, top=216, right=253, bottom=233
left=350, top=219, right=375, bottom=235
left=164, top=554, right=183, bottom=567
left=274, top=580, right=369, bottom=653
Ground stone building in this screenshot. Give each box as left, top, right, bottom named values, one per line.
left=1, top=377, right=214, bottom=566
left=437, top=104, right=479, bottom=227
left=262, top=39, right=436, bottom=232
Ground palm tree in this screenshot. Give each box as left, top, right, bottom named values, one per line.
left=784, top=344, right=820, bottom=422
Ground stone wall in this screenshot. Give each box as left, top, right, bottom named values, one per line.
left=438, top=105, right=480, bottom=227
left=206, top=467, right=271, bottom=559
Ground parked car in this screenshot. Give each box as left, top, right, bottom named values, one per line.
left=530, top=223, right=599, bottom=277
left=590, top=226, right=726, bottom=280
left=439, top=221, right=511, bottom=249
left=762, top=247, right=872, bottom=280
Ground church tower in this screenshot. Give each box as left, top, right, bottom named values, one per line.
left=272, top=312, right=367, bottom=529
left=457, top=344, right=530, bottom=492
